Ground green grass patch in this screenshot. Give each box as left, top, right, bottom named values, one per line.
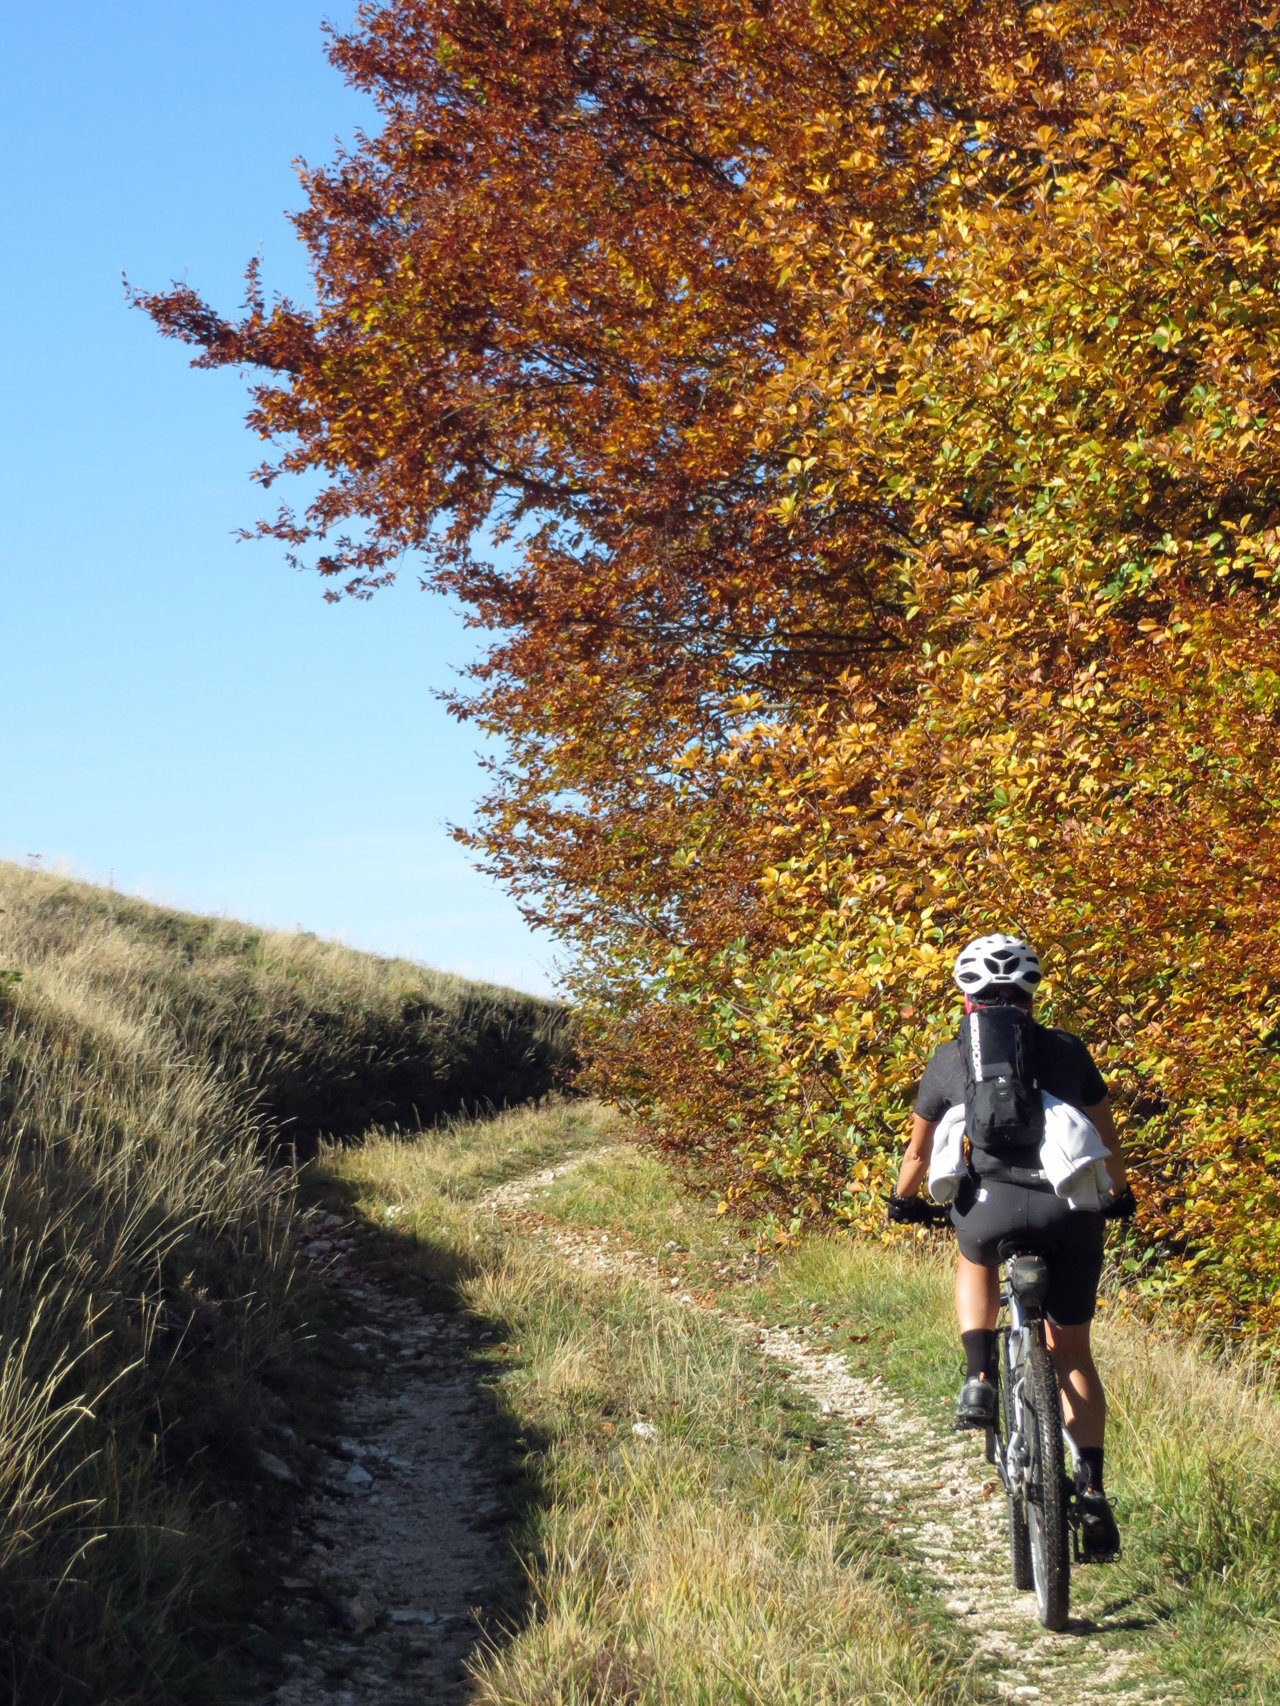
left=340, top=1098, right=618, bottom=1206
left=539, top=1137, right=1280, bottom=1705
left=321, top=1107, right=987, bottom=1706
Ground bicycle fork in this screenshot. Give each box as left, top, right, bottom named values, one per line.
left=990, top=1312, right=1071, bottom=1513
left=993, top=1311, right=1086, bottom=1556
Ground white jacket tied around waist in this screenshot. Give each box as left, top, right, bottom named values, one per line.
left=927, top=1093, right=1112, bottom=1212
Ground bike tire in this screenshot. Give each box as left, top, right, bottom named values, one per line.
left=1025, top=1339, right=1070, bottom=1630
left=997, top=1333, right=1033, bottom=1592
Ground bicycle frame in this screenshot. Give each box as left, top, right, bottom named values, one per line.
left=987, top=1260, right=1039, bottom=1490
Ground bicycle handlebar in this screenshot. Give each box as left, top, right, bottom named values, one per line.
left=885, top=1186, right=1135, bottom=1231
left=1101, top=1185, right=1138, bottom=1222
left=884, top=1191, right=952, bottom=1228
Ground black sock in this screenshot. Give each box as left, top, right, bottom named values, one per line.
left=1076, top=1446, right=1105, bottom=1494
left=961, top=1328, right=996, bottom=1382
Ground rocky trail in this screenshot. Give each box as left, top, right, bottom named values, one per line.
left=257, top=1219, right=517, bottom=1706
left=252, top=1150, right=1172, bottom=1706
left=488, top=1167, right=1171, bottom=1706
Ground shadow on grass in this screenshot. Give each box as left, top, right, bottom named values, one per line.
left=1066, top=1608, right=1163, bottom=1637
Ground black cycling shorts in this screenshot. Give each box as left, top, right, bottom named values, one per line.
left=950, top=1178, right=1105, bottom=1327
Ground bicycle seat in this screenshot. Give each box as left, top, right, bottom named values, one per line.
left=995, top=1239, right=1037, bottom=1261
left=997, top=1244, right=1051, bottom=1309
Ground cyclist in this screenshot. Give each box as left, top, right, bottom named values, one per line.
left=887, top=934, right=1135, bottom=1559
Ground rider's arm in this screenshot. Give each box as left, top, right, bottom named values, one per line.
left=895, top=1113, right=937, bottom=1198
left=1082, top=1095, right=1128, bottom=1194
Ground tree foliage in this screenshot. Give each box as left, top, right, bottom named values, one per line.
left=138, top=0, right=1280, bottom=1332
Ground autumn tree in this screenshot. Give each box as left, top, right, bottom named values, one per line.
left=137, top=0, right=1276, bottom=1329
left=137, top=0, right=1006, bottom=1123
left=698, top=12, right=1280, bottom=1327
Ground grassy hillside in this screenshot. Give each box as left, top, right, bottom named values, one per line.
left=1, top=866, right=574, bottom=1152
left=0, top=864, right=572, bottom=1703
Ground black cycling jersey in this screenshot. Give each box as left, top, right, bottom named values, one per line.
left=914, top=1022, right=1107, bottom=1124
left=915, top=1019, right=1110, bottom=1318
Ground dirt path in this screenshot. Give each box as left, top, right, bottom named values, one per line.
left=258, top=1221, right=516, bottom=1706
left=489, top=1170, right=1174, bottom=1706
left=245, top=1151, right=614, bottom=1706
left=255, top=1147, right=1172, bottom=1706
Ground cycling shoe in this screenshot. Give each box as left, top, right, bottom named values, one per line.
left=953, top=1376, right=997, bottom=1431
left=1077, top=1489, right=1121, bottom=1561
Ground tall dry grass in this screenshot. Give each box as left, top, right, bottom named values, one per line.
left=0, top=863, right=574, bottom=1152
left=0, top=923, right=293, bottom=1699
left=0, top=863, right=570, bottom=1702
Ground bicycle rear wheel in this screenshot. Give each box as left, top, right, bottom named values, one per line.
left=1025, top=1339, right=1070, bottom=1630
left=997, top=1332, right=1033, bottom=1592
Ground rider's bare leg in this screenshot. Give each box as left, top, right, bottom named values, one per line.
left=1045, top=1320, right=1105, bottom=1449
left=955, top=1255, right=999, bottom=1337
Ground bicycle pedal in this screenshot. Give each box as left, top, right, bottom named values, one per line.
left=1072, top=1518, right=1121, bottom=1565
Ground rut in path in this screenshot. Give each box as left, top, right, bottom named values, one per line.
left=486, top=1165, right=1175, bottom=1706
left=248, top=1150, right=613, bottom=1706
left=256, top=1224, right=521, bottom=1706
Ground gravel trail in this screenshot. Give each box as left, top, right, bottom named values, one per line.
left=250, top=1150, right=610, bottom=1706
left=256, top=1223, right=515, bottom=1706
left=489, top=1167, right=1175, bottom=1706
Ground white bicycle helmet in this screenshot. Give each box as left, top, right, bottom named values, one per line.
left=953, top=933, right=1043, bottom=997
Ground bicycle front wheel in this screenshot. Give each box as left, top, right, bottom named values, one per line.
left=1025, top=1339, right=1070, bottom=1630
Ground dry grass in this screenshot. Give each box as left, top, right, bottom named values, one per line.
left=0, top=863, right=574, bottom=1152
left=537, top=1145, right=1280, bottom=1705
left=326, top=1110, right=983, bottom=1706
left=1095, top=1324, right=1280, bottom=1700
left=0, top=923, right=294, bottom=1700
left=0, top=862, right=569, bottom=1703
left=471, top=1268, right=975, bottom=1706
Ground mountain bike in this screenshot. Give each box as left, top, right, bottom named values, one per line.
left=985, top=1241, right=1076, bottom=1630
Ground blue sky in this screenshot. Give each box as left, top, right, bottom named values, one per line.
left=1, top=2, right=558, bottom=995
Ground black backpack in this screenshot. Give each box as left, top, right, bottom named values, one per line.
left=959, top=1004, right=1044, bottom=1156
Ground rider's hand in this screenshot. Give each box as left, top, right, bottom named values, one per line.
left=1101, top=1184, right=1137, bottom=1222
left=885, top=1190, right=949, bottom=1227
